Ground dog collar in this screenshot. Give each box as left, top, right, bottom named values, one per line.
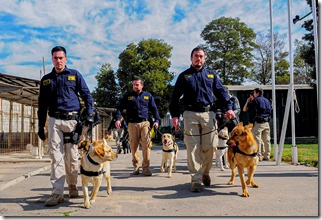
left=162, top=149, right=175, bottom=153
left=218, top=136, right=228, bottom=140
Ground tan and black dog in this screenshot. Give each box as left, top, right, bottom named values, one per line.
left=160, top=133, right=179, bottom=178
left=78, top=139, right=118, bottom=208
left=227, top=122, right=259, bottom=197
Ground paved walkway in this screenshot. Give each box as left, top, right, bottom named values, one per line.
left=0, top=140, right=318, bottom=217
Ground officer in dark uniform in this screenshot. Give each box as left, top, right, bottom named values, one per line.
left=115, top=78, right=161, bottom=176
left=252, top=88, right=272, bottom=161
left=215, top=86, right=241, bottom=133
left=107, top=113, right=127, bottom=153
left=37, top=46, right=94, bottom=206
left=243, top=91, right=256, bottom=124
left=169, top=47, right=235, bottom=192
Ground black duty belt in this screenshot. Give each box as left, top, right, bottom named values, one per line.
left=49, top=111, right=79, bottom=120
left=128, top=118, right=148, bottom=123
left=185, top=105, right=211, bottom=112
left=255, top=116, right=270, bottom=123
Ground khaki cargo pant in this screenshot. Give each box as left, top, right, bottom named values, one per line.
left=48, top=117, right=79, bottom=195
left=183, top=111, right=218, bottom=184
left=252, top=121, right=271, bottom=159
left=113, top=128, right=124, bottom=150
left=128, top=121, right=151, bottom=171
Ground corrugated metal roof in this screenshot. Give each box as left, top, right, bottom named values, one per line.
left=0, top=73, right=40, bottom=107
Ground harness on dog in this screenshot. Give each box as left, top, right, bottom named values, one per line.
left=162, top=148, right=177, bottom=153
left=217, top=134, right=229, bottom=150
left=80, top=144, right=105, bottom=177
left=162, top=142, right=178, bottom=154
left=231, top=145, right=259, bottom=157
left=80, top=166, right=105, bottom=177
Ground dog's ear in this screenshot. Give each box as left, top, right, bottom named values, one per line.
left=103, top=138, right=108, bottom=146
left=78, top=140, right=91, bottom=151
left=245, top=123, right=253, bottom=131
left=236, top=122, right=243, bottom=127
left=94, top=144, right=105, bottom=158
left=172, top=135, right=174, bottom=141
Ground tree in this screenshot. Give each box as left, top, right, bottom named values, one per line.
left=298, top=0, right=318, bottom=84
left=250, top=32, right=289, bottom=85
left=293, top=40, right=313, bottom=84
left=92, top=63, right=120, bottom=108
left=200, top=17, right=257, bottom=85
left=116, top=39, right=174, bottom=117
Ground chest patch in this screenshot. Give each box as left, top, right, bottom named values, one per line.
left=68, top=76, right=76, bottom=81
left=207, top=74, right=214, bottom=79
left=144, top=96, right=149, bottom=100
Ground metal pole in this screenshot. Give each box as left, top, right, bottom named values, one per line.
left=269, top=0, right=278, bottom=162
left=42, top=57, right=46, bottom=75
left=312, top=0, right=318, bottom=104
left=287, top=0, right=298, bottom=164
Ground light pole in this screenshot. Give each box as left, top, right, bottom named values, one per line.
left=293, top=3, right=318, bottom=105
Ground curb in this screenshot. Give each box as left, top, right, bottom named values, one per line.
left=0, top=164, right=51, bottom=192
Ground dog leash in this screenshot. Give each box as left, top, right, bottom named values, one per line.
left=183, top=119, right=232, bottom=137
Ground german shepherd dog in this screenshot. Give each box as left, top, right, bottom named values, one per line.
left=226, top=122, right=259, bottom=197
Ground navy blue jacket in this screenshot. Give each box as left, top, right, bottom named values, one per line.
left=116, top=90, right=161, bottom=124
left=169, top=66, right=232, bottom=117
left=37, top=66, right=93, bottom=128
left=253, top=95, right=272, bottom=118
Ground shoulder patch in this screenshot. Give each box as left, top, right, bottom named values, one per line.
left=43, top=79, right=50, bottom=86
left=68, top=75, right=76, bottom=81
left=207, top=74, right=214, bottom=79
left=143, top=96, right=149, bottom=100
left=128, top=96, right=134, bottom=100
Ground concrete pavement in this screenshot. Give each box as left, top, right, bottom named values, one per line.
left=0, top=140, right=319, bottom=217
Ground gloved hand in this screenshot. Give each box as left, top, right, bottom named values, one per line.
left=84, top=115, right=94, bottom=127
left=38, top=128, right=46, bottom=141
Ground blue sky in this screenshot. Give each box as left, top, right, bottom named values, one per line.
left=0, top=0, right=313, bottom=91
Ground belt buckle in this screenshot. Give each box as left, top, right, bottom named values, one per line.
left=55, top=112, right=60, bottom=118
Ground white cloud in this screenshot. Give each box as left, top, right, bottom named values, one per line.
left=0, top=0, right=312, bottom=91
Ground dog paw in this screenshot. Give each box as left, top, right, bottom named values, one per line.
left=84, top=202, right=91, bottom=209
left=220, top=168, right=225, bottom=171
left=90, top=199, right=96, bottom=205
left=250, top=182, right=259, bottom=188
left=242, top=191, right=250, bottom=197
left=227, top=181, right=234, bottom=185
left=160, top=168, right=164, bottom=173
left=107, top=188, right=112, bottom=195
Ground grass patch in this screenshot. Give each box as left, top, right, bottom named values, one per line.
left=271, top=144, right=318, bottom=167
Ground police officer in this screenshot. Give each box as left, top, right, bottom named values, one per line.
left=115, top=78, right=160, bottom=176
left=215, top=86, right=241, bottom=133
left=243, top=91, right=256, bottom=123
left=108, top=114, right=127, bottom=154
left=169, top=47, right=235, bottom=192
left=37, top=46, right=94, bottom=206
left=252, top=88, right=272, bottom=161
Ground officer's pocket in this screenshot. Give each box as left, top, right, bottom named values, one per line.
left=65, top=79, right=76, bottom=87
left=139, top=99, right=148, bottom=108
